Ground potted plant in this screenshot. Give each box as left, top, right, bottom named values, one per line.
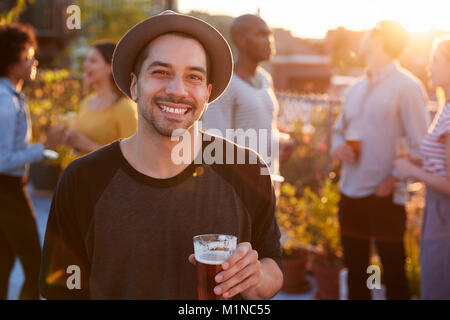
left=297, top=179, right=344, bottom=300
left=276, top=183, right=312, bottom=294
left=25, top=69, right=83, bottom=197
left=276, top=101, right=344, bottom=298
left=29, top=145, right=78, bottom=196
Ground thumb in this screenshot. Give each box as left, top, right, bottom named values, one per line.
left=188, top=254, right=197, bottom=265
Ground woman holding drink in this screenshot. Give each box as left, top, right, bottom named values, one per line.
left=46, top=41, right=137, bottom=154
left=395, top=37, right=450, bottom=300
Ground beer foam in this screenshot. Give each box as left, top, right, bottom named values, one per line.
left=204, top=241, right=227, bottom=250
left=195, top=252, right=230, bottom=265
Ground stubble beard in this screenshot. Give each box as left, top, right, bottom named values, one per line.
left=138, top=93, right=203, bottom=138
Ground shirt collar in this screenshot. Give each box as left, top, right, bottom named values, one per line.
left=366, top=62, right=398, bottom=84
left=0, top=77, right=22, bottom=98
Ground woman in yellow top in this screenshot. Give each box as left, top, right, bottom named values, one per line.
left=49, top=41, right=137, bottom=154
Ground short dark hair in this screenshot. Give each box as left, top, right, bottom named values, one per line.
left=0, top=23, right=37, bottom=77
left=132, top=32, right=211, bottom=84
left=373, top=21, right=409, bottom=59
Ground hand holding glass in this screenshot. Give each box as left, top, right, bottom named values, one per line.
left=193, top=234, right=237, bottom=300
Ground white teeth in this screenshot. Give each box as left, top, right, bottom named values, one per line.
left=160, top=105, right=188, bottom=115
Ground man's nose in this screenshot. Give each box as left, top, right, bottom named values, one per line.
left=165, top=75, right=188, bottom=97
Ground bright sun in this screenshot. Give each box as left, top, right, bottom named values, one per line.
left=179, top=0, right=449, bottom=38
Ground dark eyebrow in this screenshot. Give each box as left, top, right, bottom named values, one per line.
left=147, top=61, right=206, bottom=75
left=189, top=66, right=207, bottom=75
left=147, top=61, right=171, bottom=70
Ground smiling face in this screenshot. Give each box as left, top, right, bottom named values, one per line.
left=83, top=48, right=112, bottom=86
left=130, top=33, right=212, bottom=137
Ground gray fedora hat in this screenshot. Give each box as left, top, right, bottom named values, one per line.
left=112, top=10, right=233, bottom=103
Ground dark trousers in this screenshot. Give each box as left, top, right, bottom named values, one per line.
left=0, top=174, right=41, bottom=300
left=338, top=193, right=410, bottom=300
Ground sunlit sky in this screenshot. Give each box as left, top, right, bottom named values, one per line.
left=178, top=0, right=449, bottom=38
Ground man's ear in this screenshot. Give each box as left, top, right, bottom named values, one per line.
left=130, top=73, right=138, bottom=102
left=202, top=84, right=213, bottom=114
left=234, top=33, right=247, bottom=50
left=207, top=83, right=212, bottom=99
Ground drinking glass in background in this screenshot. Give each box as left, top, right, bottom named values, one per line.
left=43, top=149, right=59, bottom=160
left=58, top=111, right=77, bottom=128
left=193, top=234, right=237, bottom=300
left=396, top=136, right=409, bottom=158
left=345, top=130, right=362, bottom=161
left=45, top=112, right=77, bottom=149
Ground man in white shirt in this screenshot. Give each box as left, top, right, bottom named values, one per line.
left=331, top=21, right=430, bottom=300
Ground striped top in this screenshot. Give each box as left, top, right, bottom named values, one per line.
left=420, top=103, right=450, bottom=176
left=202, top=67, right=280, bottom=175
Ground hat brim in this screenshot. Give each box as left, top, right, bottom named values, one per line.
left=112, top=13, right=233, bottom=103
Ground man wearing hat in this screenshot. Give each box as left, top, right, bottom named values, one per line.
left=40, top=11, right=283, bottom=300
left=331, top=21, right=429, bottom=299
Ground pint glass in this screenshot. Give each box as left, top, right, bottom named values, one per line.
left=193, top=234, right=237, bottom=300
left=345, top=130, right=361, bottom=160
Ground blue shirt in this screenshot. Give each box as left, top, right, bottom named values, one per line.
left=0, top=77, right=43, bottom=177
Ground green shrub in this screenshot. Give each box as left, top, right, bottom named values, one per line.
left=277, top=179, right=342, bottom=266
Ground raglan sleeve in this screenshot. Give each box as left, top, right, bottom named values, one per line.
left=39, top=161, right=91, bottom=299
left=250, top=159, right=283, bottom=274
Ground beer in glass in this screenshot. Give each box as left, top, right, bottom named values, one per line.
left=345, top=130, right=361, bottom=160
left=193, top=234, right=237, bottom=300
